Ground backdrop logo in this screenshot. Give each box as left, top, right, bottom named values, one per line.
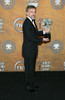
left=14, top=61, right=25, bottom=71
left=51, top=0, right=65, bottom=9
left=0, top=62, right=5, bottom=71
left=0, top=19, right=4, bottom=33
left=50, top=40, right=63, bottom=53
left=64, top=62, right=65, bottom=71
left=1, top=0, right=15, bottom=9
left=38, top=18, right=43, bottom=30
left=27, top=0, right=39, bottom=7
left=1, top=40, right=16, bottom=54
left=14, top=18, right=25, bottom=33
left=38, top=61, right=51, bottom=71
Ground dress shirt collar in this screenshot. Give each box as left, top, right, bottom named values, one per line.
left=27, top=16, right=35, bottom=22
left=27, top=16, right=32, bottom=22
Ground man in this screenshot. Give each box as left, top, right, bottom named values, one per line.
left=22, top=5, right=50, bottom=93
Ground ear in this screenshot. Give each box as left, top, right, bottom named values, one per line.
left=26, top=12, right=28, bottom=15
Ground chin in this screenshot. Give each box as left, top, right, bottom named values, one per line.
left=32, top=17, right=35, bottom=19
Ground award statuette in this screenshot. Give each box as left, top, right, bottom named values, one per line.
left=42, top=18, right=52, bottom=40
left=0, top=19, right=4, bottom=33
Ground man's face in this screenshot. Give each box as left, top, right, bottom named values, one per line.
left=26, top=8, right=36, bottom=19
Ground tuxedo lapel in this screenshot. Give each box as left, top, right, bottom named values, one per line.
left=26, top=17, right=38, bottom=30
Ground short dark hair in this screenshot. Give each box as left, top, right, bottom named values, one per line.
left=26, top=5, right=36, bottom=12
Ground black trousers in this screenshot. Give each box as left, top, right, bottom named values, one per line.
left=24, top=55, right=37, bottom=87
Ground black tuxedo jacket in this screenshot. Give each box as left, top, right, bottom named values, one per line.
left=22, top=17, right=45, bottom=57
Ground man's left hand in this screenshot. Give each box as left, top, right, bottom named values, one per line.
left=44, top=28, right=50, bottom=33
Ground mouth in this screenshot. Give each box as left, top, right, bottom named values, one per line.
left=32, top=16, right=35, bottom=17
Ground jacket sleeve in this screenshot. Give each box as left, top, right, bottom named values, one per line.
left=23, top=23, right=43, bottom=44
left=37, top=30, right=46, bottom=37
left=35, top=24, right=46, bottom=36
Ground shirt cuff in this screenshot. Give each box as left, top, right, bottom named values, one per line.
left=43, top=30, right=46, bottom=34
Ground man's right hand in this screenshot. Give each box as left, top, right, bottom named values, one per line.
left=43, top=38, right=49, bottom=42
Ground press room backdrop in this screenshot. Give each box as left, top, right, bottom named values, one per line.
left=0, top=0, right=65, bottom=72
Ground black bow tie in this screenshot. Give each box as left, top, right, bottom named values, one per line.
left=32, top=19, right=35, bottom=22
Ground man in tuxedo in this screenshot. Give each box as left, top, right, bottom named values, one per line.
left=22, top=5, right=50, bottom=93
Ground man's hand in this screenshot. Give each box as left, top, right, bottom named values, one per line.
left=43, top=38, right=49, bottom=42
left=44, top=28, right=50, bottom=33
